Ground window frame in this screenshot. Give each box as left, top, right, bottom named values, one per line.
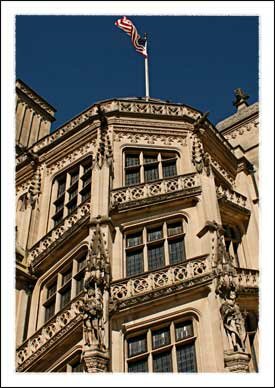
left=123, top=149, right=179, bottom=187
left=125, top=316, right=198, bottom=373
left=124, top=219, right=186, bottom=277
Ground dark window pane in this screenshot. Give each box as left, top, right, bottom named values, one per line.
left=169, top=239, right=185, bottom=264
left=126, top=154, right=140, bottom=167
left=62, top=269, right=72, bottom=285
left=57, top=179, right=66, bottom=197
left=128, top=335, right=147, bottom=357
left=161, top=152, right=176, bottom=160
left=148, top=245, right=164, bottom=270
left=71, top=361, right=83, bottom=372
left=167, top=222, right=183, bottom=236
left=81, top=188, right=91, bottom=202
left=53, top=213, right=63, bottom=227
left=128, top=359, right=148, bottom=373
left=176, top=343, right=197, bottom=372
left=125, top=170, right=140, bottom=186
left=83, top=164, right=92, bottom=174
left=76, top=276, right=84, bottom=295
left=152, top=327, right=170, bottom=349
left=153, top=352, right=172, bottom=372
left=67, top=198, right=77, bottom=214
left=127, top=233, right=143, bottom=248
left=144, top=154, right=158, bottom=164
left=55, top=201, right=64, bottom=213
left=163, top=161, right=177, bottom=178
left=126, top=250, right=144, bottom=276
left=82, top=175, right=91, bottom=188
left=47, top=283, right=57, bottom=299
left=60, top=287, right=71, bottom=309
left=45, top=301, right=55, bottom=322
left=78, top=255, right=87, bottom=271
left=175, top=321, right=194, bottom=341
left=148, top=227, right=163, bottom=242
left=144, top=165, right=159, bottom=182
left=69, top=188, right=78, bottom=201
left=70, top=171, right=79, bottom=185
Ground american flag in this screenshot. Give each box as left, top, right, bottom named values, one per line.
left=115, top=16, right=147, bottom=57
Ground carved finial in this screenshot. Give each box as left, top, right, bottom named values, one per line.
left=233, top=88, right=249, bottom=110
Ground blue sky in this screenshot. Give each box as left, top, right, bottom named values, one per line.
left=16, top=15, right=258, bottom=131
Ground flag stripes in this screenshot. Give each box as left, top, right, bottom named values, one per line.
left=115, top=16, right=147, bottom=57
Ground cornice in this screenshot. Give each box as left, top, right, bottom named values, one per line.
left=16, top=80, right=56, bottom=118
left=216, top=102, right=259, bottom=132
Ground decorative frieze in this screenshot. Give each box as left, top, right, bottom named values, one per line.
left=224, top=119, right=259, bottom=141
left=16, top=297, right=83, bottom=371
left=28, top=201, right=91, bottom=264
left=114, top=130, right=187, bottom=146
left=45, top=140, right=95, bottom=176
left=111, top=255, right=211, bottom=303
left=110, top=173, right=201, bottom=210
left=216, top=185, right=248, bottom=209
left=211, top=158, right=235, bottom=185
left=216, top=102, right=259, bottom=132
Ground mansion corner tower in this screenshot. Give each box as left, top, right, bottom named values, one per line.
left=15, top=80, right=259, bottom=373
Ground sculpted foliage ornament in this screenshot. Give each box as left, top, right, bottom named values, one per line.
left=94, top=105, right=113, bottom=169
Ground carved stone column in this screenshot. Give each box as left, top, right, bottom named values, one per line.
left=81, top=104, right=114, bottom=373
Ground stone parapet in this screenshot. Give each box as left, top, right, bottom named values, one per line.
left=110, top=173, right=201, bottom=210
left=111, top=254, right=211, bottom=304
left=216, top=185, right=248, bottom=209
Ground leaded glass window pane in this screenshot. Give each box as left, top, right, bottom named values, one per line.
left=67, top=198, right=77, bottom=214
left=148, top=228, right=163, bottom=242
left=47, top=283, right=57, bottom=299
left=128, top=335, right=147, bottom=357
left=144, top=165, right=159, bottom=182
left=128, top=359, right=148, bottom=373
left=152, top=327, right=170, bottom=349
left=76, top=276, right=84, bottom=295
left=153, top=352, right=172, bottom=372
left=126, top=250, right=144, bottom=276
left=126, top=170, right=140, bottom=186
left=167, top=222, right=183, bottom=236
left=176, top=343, right=197, bottom=372
left=78, top=255, right=87, bottom=271
left=60, top=287, right=71, bottom=309
left=175, top=321, right=194, bottom=341
left=148, top=245, right=164, bottom=270
left=57, top=179, right=66, bottom=197
left=163, top=161, right=177, bottom=178
left=168, top=239, right=185, bottom=264
left=45, top=301, right=55, bottom=322
left=62, top=269, right=72, bottom=285
left=126, top=154, right=140, bottom=167
left=70, top=171, right=79, bottom=186
left=81, top=189, right=91, bottom=202
left=127, top=233, right=143, bottom=248
left=143, top=154, right=158, bottom=164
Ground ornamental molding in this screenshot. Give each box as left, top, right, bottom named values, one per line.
left=26, top=100, right=201, bottom=155
left=211, top=157, right=235, bottom=185
left=113, top=119, right=193, bottom=131
left=16, top=298, right=83, bottom=371
left=216, top=102, right=259, bottom=132
left=29, top=201, right=90, bottom=265
left=216, top=185, right=248, bottom=210
left=224, top=118, right=259, bottom=141
left=110, top=173, right=201, bottom=211
left=111, top=255, right=212, bottom=308
left=16, top=81, right=56, bottom=117
left=45, top=140, right=95, bottom=176
left=114, top=130, right=187, bottom=146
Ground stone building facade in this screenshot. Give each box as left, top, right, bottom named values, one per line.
left=15, top=80, right=259, bottom=373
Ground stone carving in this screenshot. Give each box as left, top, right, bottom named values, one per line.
left=110, top=173, right=200, bottom=210
left=16, top=298, right=83, bottom=370
left=94, top=105, right=113, bottom=169
left=216, top=185, right=248, bottom=209
left=219, top=288, right=247, bottom=352
left=233, top=88, right=249, bottom=108
left=111, top=255, right=211, bottom=302
left=80, top=223, right=111, bottom=371
left=216, top=102, right=258, bottom=131
left=114, top=130, right=187, bottom=146
left=45, top=141, right=95, bottom=176
left=28, top=201, right=90, bottom=264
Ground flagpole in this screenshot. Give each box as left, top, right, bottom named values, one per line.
left=144, top=33, right=150, bottom=101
